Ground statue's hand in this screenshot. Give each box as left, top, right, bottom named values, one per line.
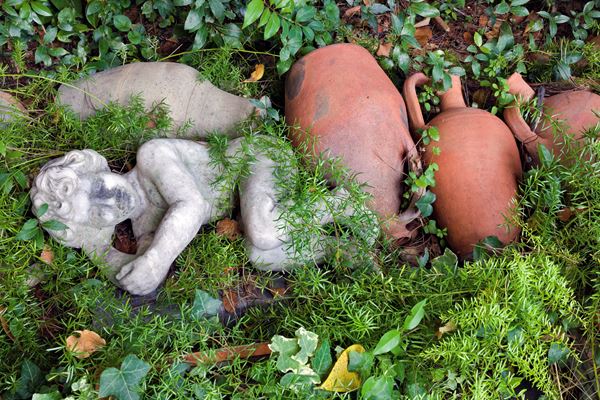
left=116, top=252, right=166, bottom=295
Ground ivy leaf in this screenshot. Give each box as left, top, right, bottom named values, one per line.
left=403, top=299, right=427, bottom=331
left=99, top=354, right=151, bottom=400
left=373, top=329, right=401, bottom=355
left=191, top=289, right=222, bottom=319
left=415, top=191, right=435, bottom=218
left=113, top=15, right=132, bottom=32
left=243, top=0, right=264, bottom=28
left=312, top=340, right=333, bottom=378
left=15, top=360, right=44, bottom=398
left=292, top=327, right=318, bottom=364
left=431, top=248, right=458, bottom=272
left=548, top=343, right=569, bottom=365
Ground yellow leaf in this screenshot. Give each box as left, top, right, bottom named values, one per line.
left=66, top=330, right=106, bottom=359
left=319, top=344, right=364, bottom=392
left=244, top=64, right=265, bottom=83
left=435, top=321, right=457, bottom=339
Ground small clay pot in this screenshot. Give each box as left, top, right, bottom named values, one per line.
left=403, top=73, right=522, bottom=258
left=285, top=44, right=423, bottom=239
left=504, top=72, right=600, bottom=165
left=0, top=91, right=26, bottom=125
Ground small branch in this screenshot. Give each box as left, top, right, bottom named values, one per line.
left=434, top=16, right=450, bottom=32
left=183, top=342, right=272, bottom=365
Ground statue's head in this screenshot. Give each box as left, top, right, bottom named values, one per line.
left=31, top=150, right=138, bottom=247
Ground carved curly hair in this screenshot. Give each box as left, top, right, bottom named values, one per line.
left=30, top=149, right=109, bottom=246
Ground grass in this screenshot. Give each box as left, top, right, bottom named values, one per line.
left=0, top=40, right=599, bottom=400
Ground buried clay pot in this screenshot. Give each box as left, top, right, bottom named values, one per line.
left=504, top=72, right=600, bottom=165
left=403, top=73, right=522, bottom=258
left=0, top=91, right=26, bottom=126
left=285, top=43, right=423, bottom=239
left=57, top=62, right=255, bottom=138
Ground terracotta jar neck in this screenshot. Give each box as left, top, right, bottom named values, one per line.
left=440, top=75, right=466, bottom=111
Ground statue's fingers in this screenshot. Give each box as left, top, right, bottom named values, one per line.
left=116, top=263, right=135, bottom=280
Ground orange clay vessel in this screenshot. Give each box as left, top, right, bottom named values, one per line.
left=504, top=72, right=600, bottom=165
left=285, top=43, right=423, bottom=239
left=403, top=73, right=522, bottom=258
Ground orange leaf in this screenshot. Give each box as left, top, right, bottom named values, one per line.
left=343, top=6, right=361, bottom=18
left=415, top=27, right=433, bottom=47
left=183, top=342, right=271, bottom=365
left=376, top=42, right=392, bottom=57
left=40, top=245, right=54, bottom=264
left=66, top=330, right=106, bottom=358
left=244, top=64, right=265, bottom=83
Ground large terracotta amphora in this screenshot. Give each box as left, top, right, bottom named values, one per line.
left=285, top=43, right=423, bottom=239
left=403, top=73, right=522, bottom=258
left=504, top=72, right=600, bottom=165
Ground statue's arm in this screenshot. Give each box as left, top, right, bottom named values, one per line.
left=115, top=145, right=211, bottom=295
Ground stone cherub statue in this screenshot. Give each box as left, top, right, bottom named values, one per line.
left=30, top=136, right=365, bottom=295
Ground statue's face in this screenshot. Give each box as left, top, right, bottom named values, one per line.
left=69, top=171, right=138, bottom=228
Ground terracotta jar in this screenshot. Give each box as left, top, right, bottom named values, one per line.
left=403, top=73, right=522, bottom=258
left=285, top=44, right=423, bottom=239
left=504, top=72, right=600, bottom=165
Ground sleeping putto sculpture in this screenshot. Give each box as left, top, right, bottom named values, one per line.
left=31, top=136, right=370, bottom=295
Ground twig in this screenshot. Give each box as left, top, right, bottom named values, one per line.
left=434, top=16, right=450, bottom=32
left=183, top=342, right=272, bottom=365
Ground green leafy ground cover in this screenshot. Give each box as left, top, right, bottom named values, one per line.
left=1, top=0, right=600, bottom=399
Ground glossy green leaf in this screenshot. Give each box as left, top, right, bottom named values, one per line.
left=31, top=1, right=52, bottom=16
left=264, top=12, right=280, bottom=39
left=42, top=219, right=68, bottom=231
left=373, top=329, right=401, bottom=355
left=184, top=9, right=202, bottom=31
left=113, top=14, right=132, bottom=32
left=361, top=376, right=394, bottom=400
left=243, top=0, right=264, bottom=28
left=403, top=299, right=427, bottom=331
left=548, top=343, right=569, bottom=365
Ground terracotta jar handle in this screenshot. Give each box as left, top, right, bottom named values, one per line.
left=403, top=72, right=430, bottom=132
left=504, top=73, right=540, bottom=149
left=439, top=75, right=467, bottom=111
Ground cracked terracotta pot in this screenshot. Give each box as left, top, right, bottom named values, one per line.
left=504, top=72, right=600, bottom=165
left=403, top=73, right=522, bottom=258
left=285, top=43, right=423, bottom=239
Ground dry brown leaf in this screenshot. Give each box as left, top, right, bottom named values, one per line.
left=40, top=245, right=54, bottom=264
left=463, top=31, right=473, bottom=44
left=184, top=342, right=271, bottom=365
left=435, top=321, right=457, bottom=339
left=485, top=20, right=503, bottom=40
left=414, top=17, right=430, bottom=28
left=376, top=42, right=393, bottom=57
left=222, top=290, right=239, bottom=314
left=216, top=218, right=241, bottom=240
left=243, top=64, right=265, bottom=83
left=268, top=286, right=289, bottom=298
left=479, top=15, right=489, bottom=27
left=66, top=330, right=106, bottom=358
left=0, top=307, right=15, bottom=342
left=415, top=27, right=433, bottom=47
left=472, top=88, right=491, bottom=107
left=343, top=6, right=361, bottom=18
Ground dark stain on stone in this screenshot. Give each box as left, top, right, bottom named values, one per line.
left=313, top=93, right=330, bottom=122
left=285, top=59, right=305, bottom=101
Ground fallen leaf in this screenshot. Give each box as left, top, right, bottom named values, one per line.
left=0, top=307, right=15, bottom=342
left=433, top=16, right=450, bottom=32
left=268, top=286, right=289, bottom=298
left=66, top=330, right=106, bottom=358
left=362, top=0, right=371, bottom=5
left=184, top=342, right=272, bottom=365
left=463, top=31, right=473, bottom=44
left=222, top=289, right=239, bottom=314
left=479, top=15, right=489, bottom=27
left=485, top=20, right=503, bottom=40
left=243, top=64, right=265, bottom=83
left=343, top=6, right=361, bottom=18
left=415, top=27, right=433, bottom=47
left=216, top=218, right=241, bottom=240
left=435, top=321, right=457, bottom=339
left=472, top=88, right=491, bottom=107
left=319, top=344, right=364, bottom=392
left=414, top=17, right=430, bottom=28
left=376, top=42, right=392, bottom=57
left=40, top=245, right=53, bottom=264
left=557, top=208, right=573, bottom=222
